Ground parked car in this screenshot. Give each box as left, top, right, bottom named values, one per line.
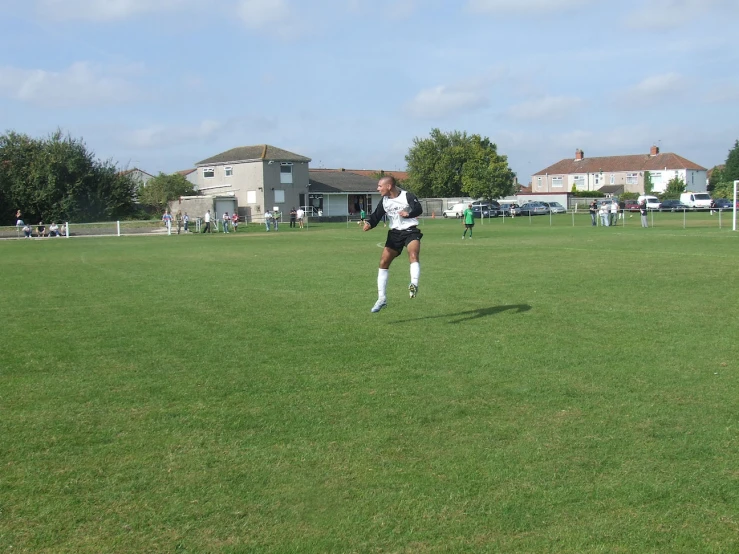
left=713, top=198, right=735, bottom=209
left=471, top=203, right=500, bottom=218
left=660, top=199, right=689, bottom=212
left=443, top=202, right=468, bottom=218
left=637, top=195, right=661, bottom=210
left=499, top=203, right=521, bottom=216
left=518, top=202, right=550, bottom=216
left=623, top=200, right=640, bottom=212
left=543, top=201, right=566, bottom=214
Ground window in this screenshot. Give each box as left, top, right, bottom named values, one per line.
left=573, top=175, right=585, bottom=189
left=246, top=191, right=257, bottom=204
left=626, top=173, right=638, bottom=185
left=280, top=163, right=293, bottom=184
left=274, top=190, right=285, bottom=203
left=537, top=176, right=542, bottom=189
left=552, top=176, right=563, bottom=188
left=610, top=174, right=615, bottom=185
left=225, top=166, right=233, bottom=177
left=203, top=167, right=215, bottom=178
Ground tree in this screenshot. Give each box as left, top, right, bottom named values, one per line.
left=662, top=177, right=686, bottom=198
left=460, top=135, right=515, bottom=202
left=707, top=166, right=723, bottom=192
left=643, top=171, right=653, bottom=195
left=723, top=139, right=739, bottom=183
left=137, top=173, right=197, bottom=211
left=405, top=129, right=515, bottom=200
left=0, top=129, right=137, bottom=224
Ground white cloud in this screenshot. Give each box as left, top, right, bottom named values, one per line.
left=36, top=0, right=189, bottom=21
left=123, top=120, right=226, bottom=149
left=237, top=0, right=303, bottom=37
left=466, top=0, right=594, bottom=15
left=506, top=96, right=584, bottom=122
left=626, top=0, right=738, bottom=29
left=406, top=82, right=489, bottom=119
left=615, top=73, right=684, bottom=106
left=0, top=62, right=140, bottom=107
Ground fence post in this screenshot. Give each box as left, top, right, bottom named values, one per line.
left=65, top=222, right=69, bottom=238
left=117, top=221, right=121, bottom=236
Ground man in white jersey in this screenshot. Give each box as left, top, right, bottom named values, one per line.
left=363, top=176, right=423, bottom=313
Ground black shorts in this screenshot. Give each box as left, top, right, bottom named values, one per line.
left=385, top=227, right=423, bottom=253
left=464, top=223, right=474, bottom=229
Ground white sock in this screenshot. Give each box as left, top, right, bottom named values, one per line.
left=377, top=268, right=389, bottom=299
left=410, top=262, right=420, bottom=286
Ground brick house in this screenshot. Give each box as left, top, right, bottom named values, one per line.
left=532, top=146, right=707, bottom=195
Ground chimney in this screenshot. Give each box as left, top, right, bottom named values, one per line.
left=650, top=145, right=659, bottom=156
left=575, top=149, right=584, bottom=161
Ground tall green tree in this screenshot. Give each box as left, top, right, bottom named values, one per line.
left=723, top=139, right=739, bottom=183
left=460, top=135, right=515, bottom=202
left=0, top=129, right=137, bottom=224
left=707, top=166, right=724, bottom=192
left=405, top=128, right=514, bottom=199
left=137, top=173, right=197, bottom=211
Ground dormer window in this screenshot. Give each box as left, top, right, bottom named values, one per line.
left=203, top=167, right=215, bottom=178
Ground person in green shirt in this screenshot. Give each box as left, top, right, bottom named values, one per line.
left=462, top=203, right=474, bottom=239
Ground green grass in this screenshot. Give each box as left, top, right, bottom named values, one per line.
left=1, top=217, right=738, bottom=553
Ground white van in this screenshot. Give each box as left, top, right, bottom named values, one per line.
left=680, top=192, right=712, bottom=210
left=443, top=202, right=469, bottom=218
left=637, top=195, right=661, bottom=210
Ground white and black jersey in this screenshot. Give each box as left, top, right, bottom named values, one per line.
left=367, top=190, right=423, bottom=231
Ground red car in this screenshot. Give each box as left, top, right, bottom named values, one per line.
left=623, top=200, right=640, bottom=211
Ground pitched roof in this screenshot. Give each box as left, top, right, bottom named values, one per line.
left=534, top=152, right=706, bottom=176
left=118, top=167, right=154, bottom=178
left=176, top=168, right=196, bottom=176
left=196, top=144, right=311, bottom=165
left=334, top=169, right=409, bottom=181
left=308, top=170, right=379, bottom=193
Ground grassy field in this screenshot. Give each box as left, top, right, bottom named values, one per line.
left=2, top=215, right=738, bottom=553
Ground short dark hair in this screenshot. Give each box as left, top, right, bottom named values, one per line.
left=380, top=175, right=397, bottom=187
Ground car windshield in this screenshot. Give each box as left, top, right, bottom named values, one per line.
left=694, top=193, right=710, bottom=200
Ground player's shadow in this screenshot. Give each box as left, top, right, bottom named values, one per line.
left=394, top=304, right=531, bottom=324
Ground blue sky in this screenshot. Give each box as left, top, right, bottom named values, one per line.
left=1, top=0, right=738, bottom=182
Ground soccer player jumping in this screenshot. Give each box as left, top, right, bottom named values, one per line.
left=363, top=176, right=423, bottom=313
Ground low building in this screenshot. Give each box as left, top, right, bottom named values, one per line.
left=307, top=169, right=381, bottom=217
left=191, top=144, right=311, bottom=221
left=532, top=146, right=707, bottom=195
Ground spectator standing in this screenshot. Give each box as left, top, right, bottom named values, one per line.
left=264, top=210, right=272, bottom=232
left=176, top=211, right=182, bottom=234
left=232, top=212, right=239, bottom=232
left=599, top=202, right=609, bottom=227
left=183, top=213, right=190, bottom=232
left=162, top=210, right=172, bottom=234
left=273, top=209, right=281, bottom=231
left=203, top=210, right=212, bottom=233
left=610, top=201, right=618, bottom=226
left=15, top=209, right=24, bottom=227
left=296, top=207, right=305, bottom=229
left=589, top=200, right=597, bottom=226
left=289, top=207, right=297, bottom=228
left=639, top=200, right=649, bottom=228
left=222, top=212, right=230, bottom=233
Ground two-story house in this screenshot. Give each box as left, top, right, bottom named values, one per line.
left=532, top=146, right=707, bottom=195
left=191, top=144, right=311, bottom=219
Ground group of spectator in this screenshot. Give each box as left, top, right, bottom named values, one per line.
left=588, top=199, right=650, bottom=228
left=15, top=210, right=64, bottom=238
left=589, top=200, right=620, bottom=227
